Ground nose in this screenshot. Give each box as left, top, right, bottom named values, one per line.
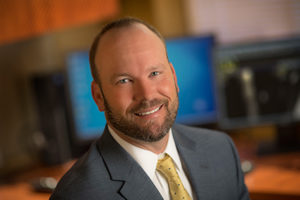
left=133, top=79, right=155, bottom=101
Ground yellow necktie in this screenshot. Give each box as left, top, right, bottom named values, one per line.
left=156, top=154, right=192, bottom=200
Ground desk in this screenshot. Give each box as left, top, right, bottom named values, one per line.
left=1, top=154, right=300, bottom=200
left=0, top=161, right=74, bottom=200
left=245, top=152, right=300, bottom=200
left=0, top=183, right=49, bottom=200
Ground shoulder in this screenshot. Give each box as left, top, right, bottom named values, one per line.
left=50, top=140, right=121, bottom=200
left=172, top=123, right=232, bottom=145
left=172, top=123, right=238, bottom=164
left=172, top=124, right=250, bottom=199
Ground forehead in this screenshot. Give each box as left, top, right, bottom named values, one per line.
left=98, top=23, right=162, bottom=49
left=94, top=24, right=167, bottom=73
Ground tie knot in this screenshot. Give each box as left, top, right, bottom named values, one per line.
left=156, top=154, right=177, bottom=178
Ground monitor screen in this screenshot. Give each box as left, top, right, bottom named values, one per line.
left=66, top=35, right=217, bottom=141
left=66, top=51, right=106, bottom=141
left=166, top=35, right=216, bottom=125
left=215, top=37, right=300, bottom=129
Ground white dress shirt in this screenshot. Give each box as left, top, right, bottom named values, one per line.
left=108, top=126, right=194, bottom=200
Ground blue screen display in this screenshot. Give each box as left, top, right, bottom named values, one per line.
left=66, top=52, right=106, bottom=140
left=66, top=35, right=216, bottom=140
left=166, top=36, right=216, bottom=124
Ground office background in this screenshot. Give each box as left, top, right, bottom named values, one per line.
left=0, top=0, right=300, bottom=189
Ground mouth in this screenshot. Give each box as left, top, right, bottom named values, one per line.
left=135, top=104, right=163, bottom=116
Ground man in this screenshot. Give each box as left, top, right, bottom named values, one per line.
left=50, top=17, right=250, bottom=200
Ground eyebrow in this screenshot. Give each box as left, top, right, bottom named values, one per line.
left=146, top=64, right=166, bottom=73
left=148, top=65, right=161, bottom=71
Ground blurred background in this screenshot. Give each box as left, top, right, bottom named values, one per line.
left=0, top=0, right=300, bottom=198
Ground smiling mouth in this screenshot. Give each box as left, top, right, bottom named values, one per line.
left=135, top=105, right=163, bottom=116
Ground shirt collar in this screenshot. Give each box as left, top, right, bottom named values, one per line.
left=108, top=125, right=183, bottom=180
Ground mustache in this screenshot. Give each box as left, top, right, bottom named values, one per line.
left=131, top=98, right=168, bottom=113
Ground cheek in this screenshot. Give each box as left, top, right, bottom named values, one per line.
left=158, top=78, right=178, bottom=98
left=103, top=87, right=134, bottom=111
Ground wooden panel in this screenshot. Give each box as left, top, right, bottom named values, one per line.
left=0, top=0, right=119, bottom=45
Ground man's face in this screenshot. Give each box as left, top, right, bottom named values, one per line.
left=92, top=24, right=179, bottom=142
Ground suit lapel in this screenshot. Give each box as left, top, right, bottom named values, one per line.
left=173, top=126, right=215, bottom=200
left=97, top=127, right=163, bottom=200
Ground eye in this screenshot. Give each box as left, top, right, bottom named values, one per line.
left=117, top=78, right=130, bottom=84
left=150, top=71, right=160, bottom=77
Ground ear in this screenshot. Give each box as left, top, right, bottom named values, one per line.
left=91, top=80, right=105, bottom=112
left=169, top=62, right=179, bottom=93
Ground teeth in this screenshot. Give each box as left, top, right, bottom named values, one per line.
left=136, top=106, right=160, bottom=116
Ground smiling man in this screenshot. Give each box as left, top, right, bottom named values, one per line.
left=91, top=20, right=179, bottom=154
left=50, top=17, right=250, bottom=200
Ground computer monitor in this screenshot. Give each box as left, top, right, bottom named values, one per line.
left=166, top=35, right=216, bottom=125
left=65, top=51, right=106, bottom=156
left=215, top=37, right=300, bottom=129
left=214, top=36, right=300, bottom=154
left=65, top=35, right=217, bottom=154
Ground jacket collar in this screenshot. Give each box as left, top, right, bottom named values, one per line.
left=172, top=124, right=214, bottom=200
left=96, top=126, right=163, bottom=200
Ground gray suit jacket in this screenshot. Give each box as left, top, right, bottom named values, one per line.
left=50, top=124, right=250, bottom=200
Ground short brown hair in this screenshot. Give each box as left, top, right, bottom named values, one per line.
left=89, top=17, right=166, bottom=85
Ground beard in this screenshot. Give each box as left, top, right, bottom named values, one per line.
left=102, top=94, right=178, bottom=142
